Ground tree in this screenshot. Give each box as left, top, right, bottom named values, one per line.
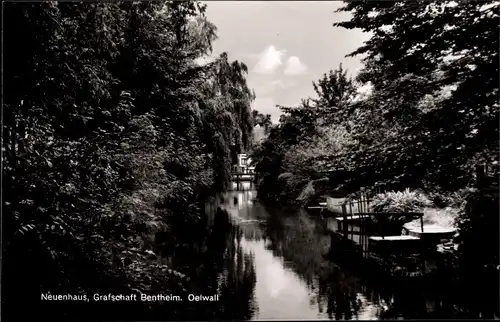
left=252, top=64, right=358, bottom=204
left=3, top=1, right=255, bottom=320
left=252, top=110, right=273, bottom=134
left=332, top=0, right=499, bottom=190
left=311, top=64, right=357, bottom=125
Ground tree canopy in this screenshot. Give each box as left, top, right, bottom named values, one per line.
left=253, top=0, right=499, bottom=206
left=330, top=0, right=499, bottom=190
left=252, top=64, right=357, bottom=204
left=3, top=1, right=255, bottom=320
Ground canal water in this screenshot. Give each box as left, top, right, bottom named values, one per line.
left=170, top=187, right=498, bottom=320
left=218, top=190, right=387, bottom=320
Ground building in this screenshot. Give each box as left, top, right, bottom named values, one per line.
left=237, top=153, right=255, bottom=174
left=253, top=124, right=266, bottom=143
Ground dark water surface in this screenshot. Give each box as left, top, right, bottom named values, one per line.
left=168, top=190, right=498, bottom=320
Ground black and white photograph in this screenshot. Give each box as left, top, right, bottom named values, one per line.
left=2, top=0, right=499, bottom=321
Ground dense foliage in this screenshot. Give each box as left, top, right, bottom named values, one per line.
left=253, top=0, right=499, bottom=202
left=252, top=2, right=499, bottom=308
left=369, top=189, right=459, bottom=229
left=370, top=189, right=433, bottom=213
left=252, top=64, right=358, bottom=204
left=252, top=110, right=272, bottom=133
left=330, top=0, right=499, bottom=191
left=3, top=1, right=254, bottom=320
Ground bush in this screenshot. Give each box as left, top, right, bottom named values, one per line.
left=368, top=189, right=433, bottom=228
left=428, top=188, right=476, bottom=209
left=370, top=189, right=433, bottom=213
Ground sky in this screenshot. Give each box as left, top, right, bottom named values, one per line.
left=204, top=1, right=371, bottom=123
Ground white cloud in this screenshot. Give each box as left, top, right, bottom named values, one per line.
left=283, top=56, right=308, bottom=75
left=253, top=45, right=286, bottom=74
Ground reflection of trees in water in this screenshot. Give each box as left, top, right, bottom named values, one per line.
left=166, top=208, right=257, bottom=320
left=224, top=192, right=267, bottom=242
left=195, top=202, right=498, bottom=320
left=361, top=267, right=498, bottom=319
left=360, top=284, right=393, bottom=310
left=260, top=207, right=496, bottom=320
left=205, top=210, right=257, bottom=320
left=316, top=265, right=366, bottom=320
left=418, top=271, right=498, bottom=319
left=217, top=225, right=258, bottom=319
left=239, top=222, right=265, bottom=241
left=374, top=284, right=428, bottom=319
left=262, top=210, right=376, bottom=319
left=260, top=209, right=461, bottom=320
left=264, top=211, right=327, bottom=280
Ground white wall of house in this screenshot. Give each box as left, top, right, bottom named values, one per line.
left=238, top=154, right=248, bottom=167
left=253, top=124, right=266, bottom=143
left=237, top=153, right=255, bottom=174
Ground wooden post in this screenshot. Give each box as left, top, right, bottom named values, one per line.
left=420, top=215, right=424, bottom=233
left=360, top=212, right=365, bottom=257
left=342, top=204, right=348, bottom=236
left=363, top=193, right=367, bottom=212
left=366, top=193, right=371, bottom=212
left=380, top=214, right=385, bottom=240
left=359, top=187, right=365, bottom=212
left=361, top=212, right=367, bottom=256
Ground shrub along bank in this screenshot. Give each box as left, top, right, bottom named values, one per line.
left=3, top=2, right=255, bottom=320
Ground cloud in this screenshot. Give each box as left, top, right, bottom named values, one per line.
left=253, top=78, right=286, bottom=96
left=253, top=45, right=286, bottom=74
left=268, top=79, right=285, bottom=88
left=283, top=56, right=308, bottom=75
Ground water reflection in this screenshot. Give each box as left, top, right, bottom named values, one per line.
left=176, top=190, right=497, bottom=320
left=257, top=206, right=388, bottom=320
left=217, top=191, right=387, bottom=320
left=164, top=205, right=257, bottom=320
